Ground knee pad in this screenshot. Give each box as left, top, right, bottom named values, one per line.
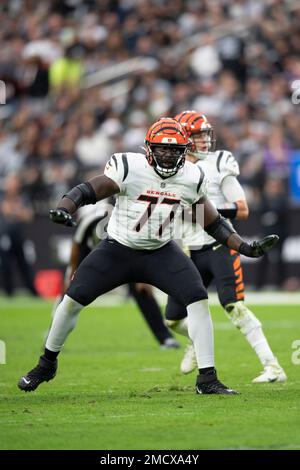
left=224, top=301, right=261, bottom=335
left=165, top=318, right=188, bottom=337
left=165, top=319, right=180, bottom=331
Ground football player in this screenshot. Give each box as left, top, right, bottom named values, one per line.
left=166, top=110, right=286, bottom=383
left=55, top=201, right=179, bottom=349
left=18, top=117, right=278, bottom=395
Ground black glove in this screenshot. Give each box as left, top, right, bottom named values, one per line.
left=239, top=235, right=279, bottom=258
left=49, top=208, right=77, bottom=227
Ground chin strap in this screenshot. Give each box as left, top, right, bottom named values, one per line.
left=189, top=150, right=208, bottom=160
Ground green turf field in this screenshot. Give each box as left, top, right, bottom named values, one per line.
left=0, top=298, right=299, bottom=450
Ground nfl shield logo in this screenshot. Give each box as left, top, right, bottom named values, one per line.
left=161, top=182, right=166, bottom=188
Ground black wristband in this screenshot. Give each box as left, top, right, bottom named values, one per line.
left=57, top=207, right=70, bottom=214
left=217, top=203, right=238, bottom=219
left=63, top=182, right=97, bottom=208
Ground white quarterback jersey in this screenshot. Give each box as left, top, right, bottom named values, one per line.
left=104, top=152, right=208, bottom=250
left=183, top=150, right=240, bottom=248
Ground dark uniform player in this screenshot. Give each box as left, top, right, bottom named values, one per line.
left=166, top=110, right=286, bottom=383
left=18, top=118, right=278, bottom=395
left=60, top=201, right=179, bottom=348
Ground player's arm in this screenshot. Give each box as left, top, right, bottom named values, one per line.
left=193, top=196, right=278, bottom=258
left=49, top=175, right=119, bottom=226
left=217, top=175, right=249, bottom=220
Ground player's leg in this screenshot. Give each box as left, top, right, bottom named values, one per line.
left=45, top=241, right=92, bottom=343
left=136, top=241, right=238, bottom=394
left=18, top=239, right=136, bottom=392
left=128, top=283, right=180, bottom=348
left=165, top=248, right=213, bottom=374
left=12, top=231, right=38, bottom=296
left=212, top=247, right=287, bottom=383
left=165, top=296, right=189, bottom=338
left=165, top=295, right=198, bottom=374
left=0, top=241, right=14, bottom=296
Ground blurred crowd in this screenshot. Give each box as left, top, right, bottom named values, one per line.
left=0, top=0, right=300, bottom=216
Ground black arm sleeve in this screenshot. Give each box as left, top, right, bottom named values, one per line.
left=62, top=182, right=97, bottom=208
left=217, top=203, right=238, bottom=219
left=205, top=214, right=236, bottom=245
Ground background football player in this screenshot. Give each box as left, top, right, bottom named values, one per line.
left=18, top=118, right=278, bottom=396
left=165, top=110, right=286, bottom=383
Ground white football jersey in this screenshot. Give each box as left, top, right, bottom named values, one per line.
left=183, top=150, right=240, bottom=248
left=104, top=152, right=207, bottom=250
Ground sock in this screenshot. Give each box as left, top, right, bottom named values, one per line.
left=51, top=295, right=63, bottom=319
left=42, top=295, right=64, bottom=347
left=246, top=327, right=276, bottom=367
left=199, top=366, right=216, bottom=376
left=44, top=348, right=59, bottom=362
left=226, top=302, right=276, bottom=367
left=186, top=299, right=214, bottom=369
left=45, top=295, right=83, bottom=353
left=169, top=318, right=189, bottom=337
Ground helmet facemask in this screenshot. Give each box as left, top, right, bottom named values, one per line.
left=174, top=111, right=216, bottom=160
left=189, top=129, right=216, bottom=160
left=144, top=117, right=189, bottom=178
left=146, top=143, right=187, bottom=178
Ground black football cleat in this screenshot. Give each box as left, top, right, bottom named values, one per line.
left=18, top=355, right=57, bottom=392
left=196, top=372, right=239, bottom=395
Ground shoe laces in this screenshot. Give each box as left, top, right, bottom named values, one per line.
left=27, top=364, right=48, bottom=379
left=202, top=379, right=228, bottom=392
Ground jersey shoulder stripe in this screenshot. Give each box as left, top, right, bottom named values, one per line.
left=122, top=153, right=129, bottom=182
left=214, top=149, right=239, bottom=179
left=216, top=150, right=224, bottom=172
left=112, top=154, right=118, bottom=170
left=196, top=165, right=205, bottom=193
left=225, top=152, right=235, bottom=165
left=215, top=150, right=236, bottom=172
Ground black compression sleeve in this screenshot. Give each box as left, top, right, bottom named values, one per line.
left=217, top=203, right=238, bottom=219
left=63, top=182, right=97, bottom=208
left=205, top=214, right=236, bottom=245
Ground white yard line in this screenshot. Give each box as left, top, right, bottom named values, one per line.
left=1, top=290, right=299, bottom=308
left=91, top=290, right=300, bottom=307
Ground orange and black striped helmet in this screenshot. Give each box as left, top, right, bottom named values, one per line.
left=174, top=110, right=215, bottom=159
left=144, top=117, right=189, bottom=177
left=174, top=110, right=212, bottom=136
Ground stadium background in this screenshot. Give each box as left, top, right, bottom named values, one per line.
left=1, top=0, right=300, bottom=453
left=1, top=0, right=300, bottom=296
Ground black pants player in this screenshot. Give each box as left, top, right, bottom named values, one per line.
left=67, top=238, right=206, bottom=308
left=166, top=242, right=244, bottom=321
